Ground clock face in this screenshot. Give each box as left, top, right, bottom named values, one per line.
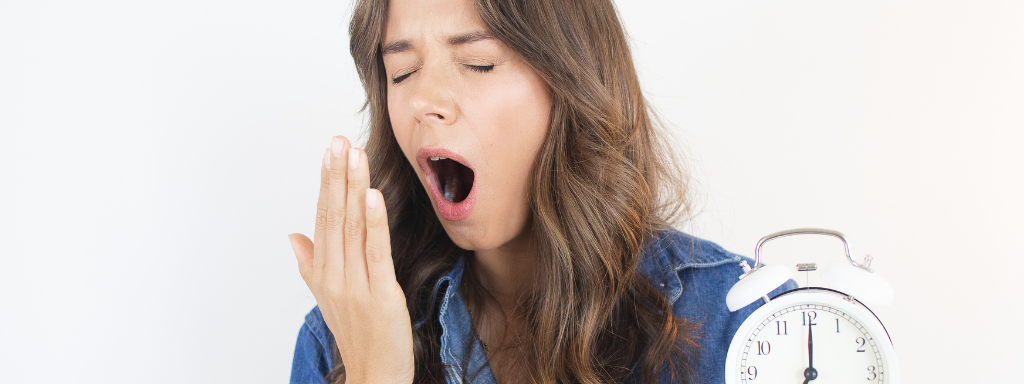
left=725, top=290, right=899, bottom=384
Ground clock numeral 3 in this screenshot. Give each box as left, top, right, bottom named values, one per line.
left=856, top=337, right=867, bottom=352
left=757, top=341, right=770, bottom=355
left=866, top=365, right=877, bottom=381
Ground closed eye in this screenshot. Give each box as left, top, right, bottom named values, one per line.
left=392, top=70, right=416, bottom=84
left=465, top=64, right=495, bottom=73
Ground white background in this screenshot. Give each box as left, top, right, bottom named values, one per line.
left=1, top=0, right=1021, bottom=382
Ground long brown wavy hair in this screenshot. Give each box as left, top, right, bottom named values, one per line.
left=331, top=0, right=698, bottom=383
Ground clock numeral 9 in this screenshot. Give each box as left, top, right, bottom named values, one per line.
left=866, top=365, right=877, bottom=381
left=747, top=366, right=757, bottom=380
left=757, top=341, right=770, bottom=355
left=856, top=337, right=866, bottom=352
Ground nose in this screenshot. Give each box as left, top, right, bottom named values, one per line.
left=409, top=65, right=458, bottom=126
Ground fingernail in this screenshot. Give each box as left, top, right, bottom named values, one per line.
left=287, top=234, right=298, bottom=254
left=323, top=147, right=331, bottom=169
left=366, top=189, right=378, bottom=208
left=331, top=136, right=345, bottom=158
left=349, top=148, right=359, bottom=169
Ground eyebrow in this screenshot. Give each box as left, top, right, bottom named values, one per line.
left=381, top=30, right=494, bottom=55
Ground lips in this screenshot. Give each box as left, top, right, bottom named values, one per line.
left=416, top=148, right=477, bottom=221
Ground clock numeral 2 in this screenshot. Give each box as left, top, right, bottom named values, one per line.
left=757, top=341, right=770, bottom=355
left=746, top=366, right=758, bottom=380
left=856, top=337, right=867, bottom=352
left=776, top=320, right=787, bottom=335
left=867, top=365, right=877, bottom=381
left=802, top=311, right=817, bottom=326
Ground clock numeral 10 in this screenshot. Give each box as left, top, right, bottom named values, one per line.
left=757, top=341, right=770, bottom=355
left=775, top=320, right=787, bottom=335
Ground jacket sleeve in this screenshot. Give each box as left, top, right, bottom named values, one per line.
left=290, top=307, right=335, bottom=384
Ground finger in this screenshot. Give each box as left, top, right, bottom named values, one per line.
left=326, top=136, right=352, bottom=275
left=344, top=147, right=370, bottom=287
left=313, top=148, right=331, bottom=275
left=364, top=189, right=399, bottom=297
left=289, top=233, right=315, bottom=284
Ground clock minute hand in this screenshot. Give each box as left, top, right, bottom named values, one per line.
left=802, top=321, right=818, bottom=384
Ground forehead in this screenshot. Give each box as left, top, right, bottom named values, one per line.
left=384, top=0, right=487, bottom=43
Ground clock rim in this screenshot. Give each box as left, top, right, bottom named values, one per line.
left=723, top=288, right=901, bottom=384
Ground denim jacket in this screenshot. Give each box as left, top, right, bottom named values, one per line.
left=290, top=229, right=797, bottom=384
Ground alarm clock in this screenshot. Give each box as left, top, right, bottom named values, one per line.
left=723, top=228, right=900, bottom=384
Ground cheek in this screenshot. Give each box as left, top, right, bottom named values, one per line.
left=387, top=93, right=416, bottom=160
left=471, top=70, right=551, bottom=170
left=464, top=67, right=551, bottom=213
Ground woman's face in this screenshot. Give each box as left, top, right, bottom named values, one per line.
left=382, top=0, right=552, bottom=251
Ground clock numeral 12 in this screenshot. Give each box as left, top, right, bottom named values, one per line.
left=802, top=311, right=817, bottom=326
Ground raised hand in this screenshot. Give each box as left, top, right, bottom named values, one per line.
left=288, top=136, right=414, bottom=384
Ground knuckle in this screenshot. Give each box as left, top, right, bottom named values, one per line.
left=326, top=211, right=345, bottom=230
left=365, top=244, right=387, bottom=263
left=365, top=211, right=383, bottom=228
left=329, top=166, right=348, bottom=180
left=315, top=207, right=329, bottom=227
left=346, top=175, right=366, bottom=191
left=325, top=202, right=346, bottom=228
left=343, top=217, right=364, bottom=240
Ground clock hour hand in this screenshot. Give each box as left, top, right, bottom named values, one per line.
left=802, top=321, right=818, bottom=383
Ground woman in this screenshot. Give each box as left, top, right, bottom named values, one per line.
left=287, top=0, right=794, bottom=383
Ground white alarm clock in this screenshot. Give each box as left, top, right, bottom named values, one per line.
left=724, top=229, right=900, bottom=384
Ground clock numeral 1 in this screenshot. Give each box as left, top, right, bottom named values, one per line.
left=746, top=366, right=758, bottom=380
left=802, top=311, right=817, bottom=326
left=836, top=318, right=840, bottom=333
left=757, top=341, right=770, bottom=355
left=856, top=337, right=867, bottom=352
left=776, top=320, right=787, bottom=335
left=866, top=365, right=877, bottom=381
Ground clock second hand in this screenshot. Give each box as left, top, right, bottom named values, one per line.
left=802, top=319, right=818, bottom=384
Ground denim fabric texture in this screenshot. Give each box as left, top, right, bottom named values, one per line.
left=290, top=229, right=798, bottom=384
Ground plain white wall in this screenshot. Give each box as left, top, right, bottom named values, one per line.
left=0, top=0, right=1020, bottom=383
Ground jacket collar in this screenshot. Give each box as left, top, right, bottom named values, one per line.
left=636, top=229, right=740, bottom=305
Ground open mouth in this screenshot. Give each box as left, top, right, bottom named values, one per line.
left=428, top=156, right=475, bottom=203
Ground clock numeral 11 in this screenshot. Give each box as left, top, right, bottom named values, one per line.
left=775, top=321, right=787, bottom=335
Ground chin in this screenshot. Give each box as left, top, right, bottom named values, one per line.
left=438, top=218, right=503, bottom=251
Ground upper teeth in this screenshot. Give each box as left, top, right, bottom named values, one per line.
left=429, top=156, right=448, bottom=161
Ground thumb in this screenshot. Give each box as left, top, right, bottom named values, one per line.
left=288, top=233, right=315, bottom=282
